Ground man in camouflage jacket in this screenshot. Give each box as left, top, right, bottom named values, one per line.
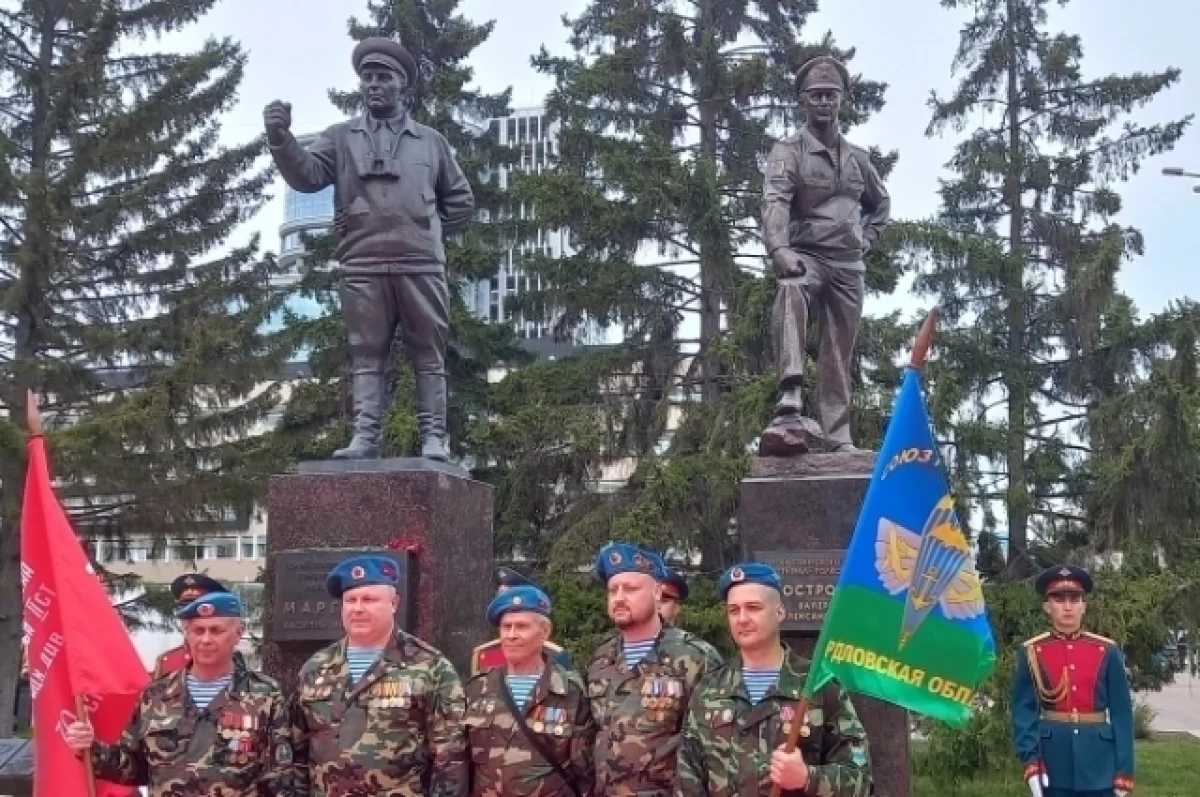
left=463, top=581, right=595, bottom=795
left=678, top=563, right=870, bottom=797
left=291, top=554, right=467, bottom=796
left=65, top=591, right=292, bottom=796
left=588, top=542, right=724, bottom=796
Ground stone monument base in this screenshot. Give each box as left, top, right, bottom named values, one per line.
left=739, top=451, right=912, bottom=797
left=263, top=458, right=494, bottom=691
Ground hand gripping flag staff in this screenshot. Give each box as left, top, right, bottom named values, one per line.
left=21, top=390, right=149, bottom=797
left=769, top=310, right=997, bottom=797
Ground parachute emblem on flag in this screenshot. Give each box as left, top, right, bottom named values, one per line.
left=874, top=495, right=985, bottom=648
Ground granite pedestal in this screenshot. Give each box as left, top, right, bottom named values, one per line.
left=738, top=451, right=912, bottom=797
left=263, top=458, right=494, bottom=691
left=0, top=739, right=32, bottom=796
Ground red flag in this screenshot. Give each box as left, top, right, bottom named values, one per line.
left=21, top=430, right=149, bottom=797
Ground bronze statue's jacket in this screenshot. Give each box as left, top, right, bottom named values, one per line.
left=269, top=113, right=475, bottom=274
left=762, top=126, right=890, bottom=270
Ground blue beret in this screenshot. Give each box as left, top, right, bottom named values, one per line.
left=719, top=562, right=782, bottom=599
left=176, top=591, right=243, bottom=620
left=1035, top=565, right=1093, bottom=596
left=487, top=584, right=552, bottom=626
left=595, top=542, right=667, bottom=582
left=497, top=567, right=533, bottom=592
left=326, top=554, right=400, bottom=598
left=661, top=567, right=689, bottom=602
left=351, top=37, right=418, bottom=84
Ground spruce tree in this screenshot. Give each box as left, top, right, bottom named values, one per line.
left=0, top=0, right=293, bottom=735
left=268, top=0, right=528, bottom=461
left=502, top=0, right=901, bottom=570
left=904, top=0, right=1191, bottom=573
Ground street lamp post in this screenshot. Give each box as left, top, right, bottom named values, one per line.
left=1162, top=166, right=1200, bottom=193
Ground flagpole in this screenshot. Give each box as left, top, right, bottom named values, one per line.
left=908, top=308, right=938, bottom=369
left=28, top=391, right=98, bottom=797
left=767, top=308, right=939, bottom=797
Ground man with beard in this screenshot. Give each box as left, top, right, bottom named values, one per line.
left=64, top=592, right=292, bottom=796
left=587, top=542, right=723, bottom=796
left=677, top=563, right=870, bottom=796
left=290, top=554, right=467, bottom=796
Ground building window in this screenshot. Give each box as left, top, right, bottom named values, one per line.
left=284, top=186, right=334, bottom=223
left=506, top=118, right=516, bottom=143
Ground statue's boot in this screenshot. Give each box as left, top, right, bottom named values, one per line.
left=333, top=372, right=384, bottom=459
left=416, top=372, right=449, bottom=462
left=773, top=385, right=804, bottom=418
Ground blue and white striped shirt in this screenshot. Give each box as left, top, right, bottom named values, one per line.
left=742, top=668, right=780, bottom=704
left=505, top=673, right=542, bottom=710
left=347, top=646, right=383, bottom=684
left=622, top=639, right=656, bottom=669
left=186, top=673, right=232, bottom=710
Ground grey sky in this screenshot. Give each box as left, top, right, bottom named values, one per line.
left=179, top=0, right=1199, bottom=321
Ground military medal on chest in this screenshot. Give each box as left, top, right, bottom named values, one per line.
left=220, top=709, right=258, bottom=764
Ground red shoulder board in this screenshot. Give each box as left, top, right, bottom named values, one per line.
left=153, top=646, right=190, bottom=679
left=471, top=639, right=505, bottom=676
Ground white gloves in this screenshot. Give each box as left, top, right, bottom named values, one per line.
left=1116, top=791, right=1129, bottom=797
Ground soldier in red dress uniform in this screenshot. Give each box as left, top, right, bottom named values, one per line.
left=151, top=573, right=228, bottom=678
left=1012, top=565, right=1135, bottom=797
left=471, top=567, right=570, bottom=675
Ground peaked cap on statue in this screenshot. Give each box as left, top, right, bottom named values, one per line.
left=795, top=55, right=850, bottom=94
left=352, top=36, right=418, bottom=85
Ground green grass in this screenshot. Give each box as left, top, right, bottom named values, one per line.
left=913, top=735, right=1200, bottom=796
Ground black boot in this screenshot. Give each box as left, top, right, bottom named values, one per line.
left=415, top=372, right=448, bottom=461
left=333, top=372, right=385, bottom=459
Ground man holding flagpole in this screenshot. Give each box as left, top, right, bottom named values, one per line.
left=677, top=562, right=870, bottom=797
left=754, top=312, right=995, bottom=797
left=64, top=591, right=293, bottom=796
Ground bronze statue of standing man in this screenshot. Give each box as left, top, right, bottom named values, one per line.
left=264, top=37, right=475, bottom=461
left=759, top=56, right=890, bottom=457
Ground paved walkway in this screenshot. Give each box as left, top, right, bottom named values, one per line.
left=1141, top=671, right=1200, bottom=737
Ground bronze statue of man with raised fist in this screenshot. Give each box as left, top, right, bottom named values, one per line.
left=759, top=56, right=891, bottom=457
left=264, top=37, right=474, bottom=461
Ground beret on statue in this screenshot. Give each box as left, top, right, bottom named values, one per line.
left=595, top=542, right=668, bottom=583
left=352, top=36, right=418, bottom=84
left=718, top=562, right=783, bottom=600
left=486, top=584, right=552, bottom=626
left=176, top=591, right=243, bottom=620
left=326, top=554, right=400, bottom=598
